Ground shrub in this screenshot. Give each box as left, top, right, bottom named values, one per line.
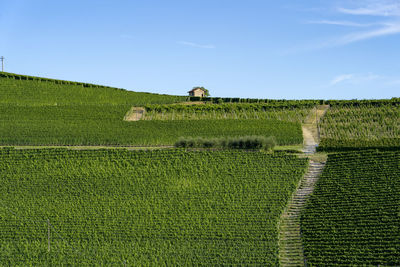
left=175, top=136, right=276, bottom=151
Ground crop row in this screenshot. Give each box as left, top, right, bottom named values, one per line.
left=325, top=98, right=400, bottom=107
left=0, top=148, right=308, bottom=265
left=189, top=96, right=400, bottom=107
left=301, top=150, right=400, bottom=266
left=318, top=105, right=400, bottom=151
left=140, top=103, right=311, bottom=123
left=0, top=75, right=186, bottom=105
left=0, top=71, right=119, bottom=89
left=0, top=104, right=303, bottom=146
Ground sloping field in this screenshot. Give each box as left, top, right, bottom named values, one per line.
left=318, top=103, right=400, bottom=151
left=0, top=75, right=304, bottom=146
left=0, top=148, right=307, bottom=265
left=0, top=105, right=302, bottom=146
left=140, top=103, right=312, bottom=122
left=0, top=73, right=185, bottom=105
left=301, top=150, right=400, bottom=266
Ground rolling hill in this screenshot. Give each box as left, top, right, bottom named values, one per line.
left=0, top=72, right=399, bottom=266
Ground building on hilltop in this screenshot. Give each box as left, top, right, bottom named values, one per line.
left=188, top=87, right=207, bottom=97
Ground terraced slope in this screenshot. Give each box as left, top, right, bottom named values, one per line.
left=0, top=148, right=307, bottom=265
left=301, top=150, right=400, bottom=266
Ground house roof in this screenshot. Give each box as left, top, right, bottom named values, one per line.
left=188, top=87, right=206, bottom=93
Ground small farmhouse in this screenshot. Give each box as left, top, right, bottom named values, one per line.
left=188, top=87, right=206, bottom=97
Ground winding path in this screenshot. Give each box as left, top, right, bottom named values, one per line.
left=278, top=106, right=328, bottom=266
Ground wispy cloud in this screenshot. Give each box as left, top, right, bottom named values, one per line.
left=305, top=1, right=400, bottom=48
left=333, top=22, right=400, bottom=45
left=307, top=20, right=374, bottom=27
left=338, top=2, right=400, bottom=17
left=330, top=73, right=381, bottom=86
left=330, top=74, right=355, bottom=85
left=178, top=41, right=215, bottom=49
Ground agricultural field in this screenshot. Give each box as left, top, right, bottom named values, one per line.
left=301, top=150, right=400, bottom=266
left=0, top=148, right=308, bottom=265
left=318, top=104, right=400, bottom=151
left=140, top=103, right=311, bottom=123
left=0, top=75, right=305, bottom=146
left=0, top=104, right=302, bottom=146
left=2, top=72, right=400, bottom=265
left=0, top=73, right=186, bottom=105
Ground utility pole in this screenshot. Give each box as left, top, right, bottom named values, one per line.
left=0, top=56, right=4, bottom=72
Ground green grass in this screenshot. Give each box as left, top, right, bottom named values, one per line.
left=301, top=150, right=400, bottom=266
left=0, top=148, right=308, bottom=265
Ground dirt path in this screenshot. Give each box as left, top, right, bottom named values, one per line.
left=302, top=126, right=316, bottom=154
left=278, top=106, right=329, bottom=266
left=123, top=107, right=145, bottom=121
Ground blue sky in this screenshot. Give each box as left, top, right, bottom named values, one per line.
left=1, top=0, right=399, bottom=99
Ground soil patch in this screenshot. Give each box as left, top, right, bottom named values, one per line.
left=124, top=107, right=146, bottom=121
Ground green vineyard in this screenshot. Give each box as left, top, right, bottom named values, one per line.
left=1, top=71, right=400, bottom=265
left=140, top=103, right=311, bottom=123
left=0, top=75, right=304, bottom=146
left=301, top=150, right=400, bottom=265
left=0, top=148, right=308, bottom=265
left=318, top=104, right=400, bottom=151
left=0, top=104, right=302, bottom=146
left=0, top=73, right=186, bottom=105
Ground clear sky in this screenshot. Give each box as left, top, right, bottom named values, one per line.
left=1, top=0, right=399, bottom=99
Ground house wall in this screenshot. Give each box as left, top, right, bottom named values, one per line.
left=190, top=89, right=204, bottom=97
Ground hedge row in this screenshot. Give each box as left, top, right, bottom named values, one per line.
left=189, top=96, right=322, bottom=106
left=317, top=138, right=400, bottom=152
left=175, top=136, right=276, bottom=150
left=189, top=96, right=400, bottom=107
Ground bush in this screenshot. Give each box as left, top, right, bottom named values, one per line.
left=174, top=136, right=276, bottom=151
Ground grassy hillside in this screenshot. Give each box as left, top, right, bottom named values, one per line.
left=0, top=74, right=304, bottom=146
left=301, top=150, right=400, bottom=265
left=0, top=148, right=307, bottom=265
left=0, top=72, right=186, bottom=105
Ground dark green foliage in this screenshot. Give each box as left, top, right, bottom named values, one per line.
left=317, top=138, right=400, bottom=152
left=145, top=102, right=313, bottom=112
left=325, top=98, right=400, bottom=107
left=301, top=150, right=400, bottom=266
left=175, top=136, right=276, bottom=150
left=0, top=149, right=308, bottom=265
